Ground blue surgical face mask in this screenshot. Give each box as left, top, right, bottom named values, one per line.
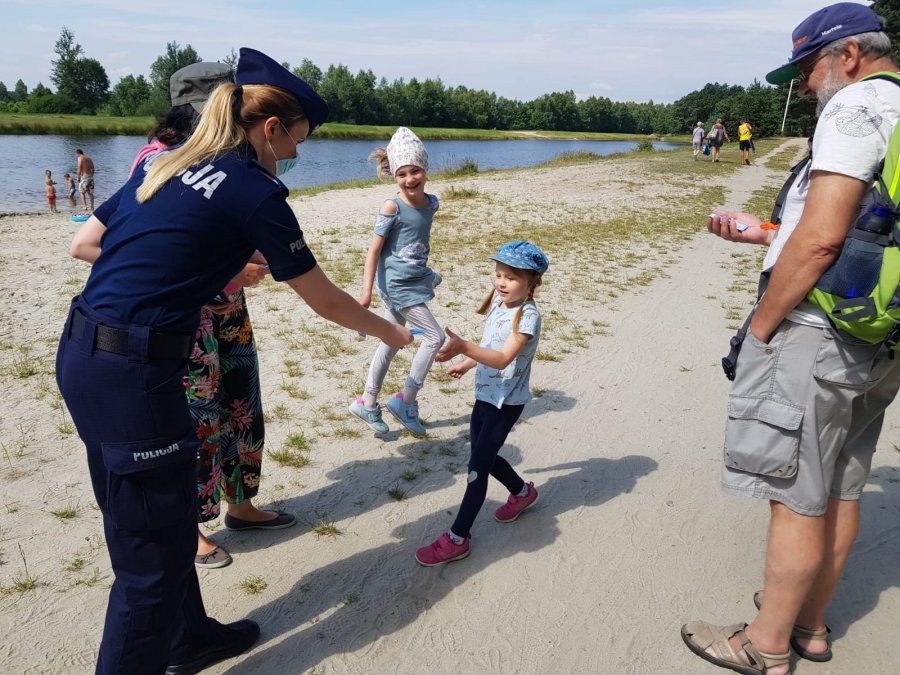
left=275, top=155, right=300, bottom=177
left=267, top=122, right=302, bottom=176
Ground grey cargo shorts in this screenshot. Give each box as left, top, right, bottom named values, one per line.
left=721, top=319, right=900, bottom=515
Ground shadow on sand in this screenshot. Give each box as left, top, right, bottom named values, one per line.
left=220, top=453, right=657, bottom=673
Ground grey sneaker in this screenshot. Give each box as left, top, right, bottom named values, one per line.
left=349, top=397, right=389, bottom=433
left=194, top=547, right=232, bottom=569
left=385, top=393, right=426, bottom=437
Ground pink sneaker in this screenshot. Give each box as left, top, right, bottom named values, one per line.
left=494, top=481, right=539, bottom=522
left=415, top=532, right=471, bottom=566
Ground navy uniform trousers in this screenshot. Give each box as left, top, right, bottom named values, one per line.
left=57, top=298, right=212, bottom=674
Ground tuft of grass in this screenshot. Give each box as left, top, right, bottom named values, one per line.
left=285, top=432, right=310, bottom=451
left=267, top=448, right=310, bottom=469
left=74, top=567, right=103, bottom=587
left=535, top=350, right=560, bottom=362
left=281, top=383, right=311, bottom=399
left=66, top=556, right=87, bottom=572
left=441, top=185, right=480, bottom=201
left=271, top=404, right=291, bottom=421
left=435, top=158, right=478, bottom=177
left=636, top=138, right=655, bottom=152
left=400, top=470, right=418, bottom=482
left=387, top=487, right=407, bottom=501
left=50, top=506, right=78, bottom=520
left=239, top=575, right=268, bottom=595
left=313, top=521, right=342, bottom=538
left=330, top=425, right=361, bottom=439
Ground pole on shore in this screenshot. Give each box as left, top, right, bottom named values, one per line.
left=781, top=79, right=795, bottom=135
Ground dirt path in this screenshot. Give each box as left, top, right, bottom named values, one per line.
left=2, top=139, right=899, bottom=674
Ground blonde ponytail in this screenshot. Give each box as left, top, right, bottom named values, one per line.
left=137, top=82, right=308, bottom=203
left=369, top=147, right=391, bottom=179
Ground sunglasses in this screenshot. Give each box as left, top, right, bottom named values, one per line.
left=797, top=53, right=828, bottom=82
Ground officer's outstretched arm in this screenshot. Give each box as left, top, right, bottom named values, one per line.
left=286, top=266, right=412, bottom=350
left=70, top=215, right=106, bottom=264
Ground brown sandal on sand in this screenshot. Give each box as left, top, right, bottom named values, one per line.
left=753, top=590, right=832, bottom=662
left=681, top=621, right=791, bottom=674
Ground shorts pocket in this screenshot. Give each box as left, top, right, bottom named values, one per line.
left=101, top=433, right=198, bottom=531
left=813, top=329, right=881, bottom=388
left=725, top=396, right=803, bottom=478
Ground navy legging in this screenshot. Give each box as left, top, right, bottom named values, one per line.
left=451, top=400, right=526, bottom=538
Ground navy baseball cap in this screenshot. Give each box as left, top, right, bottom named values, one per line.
left=489, top=241, right=550, bottom=275
left=235, top=47, right=329, bottom=135
left=766, top=3, right=885, bottom=85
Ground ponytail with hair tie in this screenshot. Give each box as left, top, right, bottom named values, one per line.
left=232, top=85, right=244, bottom=119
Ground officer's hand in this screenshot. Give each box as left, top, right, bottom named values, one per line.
left=381, top=324, right=414, bottom=349
left=233, top=263, right=269, bottom=288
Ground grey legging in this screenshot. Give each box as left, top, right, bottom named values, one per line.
left=364, top=302, right=445, bottom=397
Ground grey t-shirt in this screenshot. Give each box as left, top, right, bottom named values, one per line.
left=374, top=194, right=440, bottom=310
left=475, top=298, right=542, bottom=408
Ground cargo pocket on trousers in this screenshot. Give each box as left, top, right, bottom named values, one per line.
left=725, top=396, right=804, bottom=478
left=101, top=432, right=198, bottom=531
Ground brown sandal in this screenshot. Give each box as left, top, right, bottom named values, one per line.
left=753, top=590, right=832, bottom=662
left=681, top=620, right=791, bottom=674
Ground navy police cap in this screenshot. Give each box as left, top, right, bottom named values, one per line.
left=235, top=47, right=329, bottom=135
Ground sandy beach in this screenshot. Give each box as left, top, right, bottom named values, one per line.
left=2, top=140, right=899, bottom=674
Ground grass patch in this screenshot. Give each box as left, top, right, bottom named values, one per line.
left=239, top=575, right=268, bottom=595
left=268, top=448, right=311, bottom=469
left=50, top=506, right=78, bottom=520
left=440, top=185, right=480, bottom=201
left=313, top=521, right=342, bottom=538
left=387, top=487, right=407, bottom=501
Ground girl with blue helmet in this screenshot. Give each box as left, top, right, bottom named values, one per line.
left=59, top=48, right=412, bottom=674
left=416, top=240, right=549, bottom=566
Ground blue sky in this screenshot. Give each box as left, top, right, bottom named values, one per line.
left=3, top=1, right=868, bottom=103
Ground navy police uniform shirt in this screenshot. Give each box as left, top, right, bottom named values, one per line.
left=83, top=149, right=316, bottom=333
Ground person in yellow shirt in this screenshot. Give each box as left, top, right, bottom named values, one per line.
left=738, top=119, right=753, bottom=165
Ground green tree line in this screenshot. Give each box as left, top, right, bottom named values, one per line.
left=9, top=10, right=900, bottom=138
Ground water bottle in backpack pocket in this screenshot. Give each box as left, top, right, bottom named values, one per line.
left=808, top=194, right=900, bottom=343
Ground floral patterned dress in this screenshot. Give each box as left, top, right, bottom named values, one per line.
left=184, top=288, right=265, bottom=522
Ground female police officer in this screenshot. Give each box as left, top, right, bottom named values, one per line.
left=59, top=48, right=412, bottom=675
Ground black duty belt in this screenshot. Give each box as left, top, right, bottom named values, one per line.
left=71, top=310, right=192, bottom=360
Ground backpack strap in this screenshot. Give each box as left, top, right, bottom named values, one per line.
left=860, top=72, right=900, bottom=197
left=768, top=151, right=811, bottom=226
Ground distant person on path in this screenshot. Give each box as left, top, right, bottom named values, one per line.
left=45, top=170, right=57, bottom=213
left=348, top=126, right=445, bottom=437
left=691, top=121, right=706, bottom=161
left=708, top=118, right=729, bottom=162
left=64, top=173, right=77, bottom=208
left=415, top=240, right=549, bottom=566
left=75, top=148, right=95, bottom=211
left=682, top=5, right=900, bottom=675
left=738, top=119, right=754, bottom=165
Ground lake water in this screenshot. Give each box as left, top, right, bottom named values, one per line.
left=0, top=135, right=678, bottom=214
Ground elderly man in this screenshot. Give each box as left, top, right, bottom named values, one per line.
left=682, top=4, right=900, bottom=674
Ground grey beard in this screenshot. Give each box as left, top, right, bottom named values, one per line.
left=816, top=67, right=849, bottom=116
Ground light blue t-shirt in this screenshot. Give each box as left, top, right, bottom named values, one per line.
left=475, top=297, right=542, bottom=408
left=374, top=194, right=440, bottom=310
